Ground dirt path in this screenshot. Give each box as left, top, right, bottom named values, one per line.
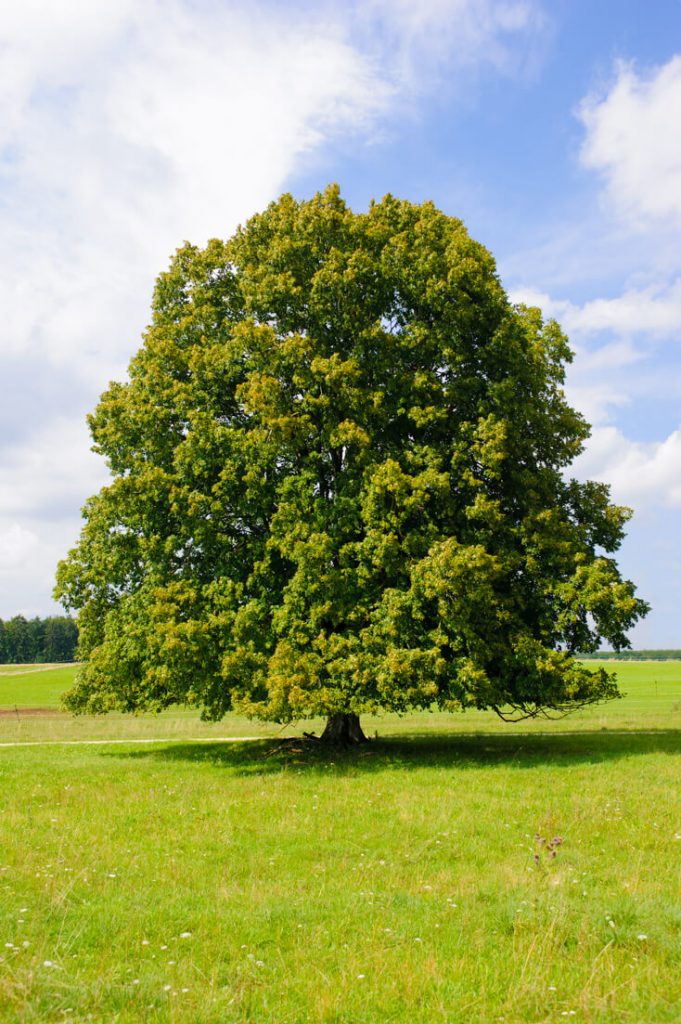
left=0, top=708, right=62, bottom=717
left=0, top=735, right=264, bottom=748
left=0, top=663, right=76, bottom=677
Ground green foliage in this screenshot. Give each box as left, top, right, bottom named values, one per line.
left=56, top=186, right=648, bottom=721
left=0, top=616, right=77, bottom=664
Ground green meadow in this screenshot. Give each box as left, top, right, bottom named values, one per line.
left=0, top=664, right=679, bottom=1023
left=0, top=665, right=80, bottom=711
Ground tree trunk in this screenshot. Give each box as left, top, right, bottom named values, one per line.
left=319, top=712, right=368, bottom=745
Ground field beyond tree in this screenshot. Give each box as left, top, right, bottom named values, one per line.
left=0, top=663, right=679, bottom=1023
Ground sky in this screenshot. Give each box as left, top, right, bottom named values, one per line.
left=1, top=0, right=680, bottom=647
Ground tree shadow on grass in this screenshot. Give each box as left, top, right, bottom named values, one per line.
left=107, top=727, right=681, bottom=777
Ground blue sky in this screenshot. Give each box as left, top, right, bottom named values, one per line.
left=1, top=0, right=680, bottom=646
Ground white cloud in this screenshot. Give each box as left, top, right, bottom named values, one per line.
left=511, top=275, right=681, bottom=526
left=569, top=281, right=681, bottom=334
left=0, top=1, right=541, bottom=381
left=511, top=286, right=633, bottom=424
left=573, top=425, right=681, bottom=509
left=0, top=525, right=38, bottom=570
left=0, top=526, right=77, bottom=620
left=0, top=417, right=109, bottom=618
left=0, top=0, right=545, bottom=615
left=504, top=55, right=681, bottom=644
left=580, top=56, right=681, bottom=227
left=511, top=279, right=681, bottom=336
left=0, top=3, right=393, bottom=383
left=0, top=418, right=108, bottom=521
left=509, top=283, right=678, bottom=425
left=357, top=0, right=545, bottom=85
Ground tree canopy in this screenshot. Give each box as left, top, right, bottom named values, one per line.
left=55, top=186, right=648, bottom=733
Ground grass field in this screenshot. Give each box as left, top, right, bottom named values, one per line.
left=0, top=665, right=80, bottom=711
left=0, top=664, right=679, bottom=1023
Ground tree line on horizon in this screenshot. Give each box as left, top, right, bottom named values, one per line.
left=0, top=615, right=78, bottom=664
left=582, top=649, right=681, bottom=661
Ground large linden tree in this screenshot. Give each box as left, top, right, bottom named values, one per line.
left=56, top=186, right=648, bottom=742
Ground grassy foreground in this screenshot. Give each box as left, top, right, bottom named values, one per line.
left=0, top=666, right=679, bottom=1023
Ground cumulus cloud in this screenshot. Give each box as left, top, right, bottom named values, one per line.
left=1, top=0, right=544, bottom=383
left=0, top=2, right=392, bottom=384
left=579, top=56, right=681, bottom=226
left=515, top=259, right=681, bottom=512
left=573, top=425, right=681, bottom=509
left=511, top=279, right=681, bottom=336
left=509, top=282, right=679, bottom=426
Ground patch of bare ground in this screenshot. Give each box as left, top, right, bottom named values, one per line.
left=0, top=707, right=64, bottom=717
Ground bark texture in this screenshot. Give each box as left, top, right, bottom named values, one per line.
left=319, top=713, right=368, bottom=745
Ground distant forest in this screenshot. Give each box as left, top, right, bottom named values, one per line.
left=583, top=649, right=681, bottom=661
left=0, top=616, right=78, bottom=663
